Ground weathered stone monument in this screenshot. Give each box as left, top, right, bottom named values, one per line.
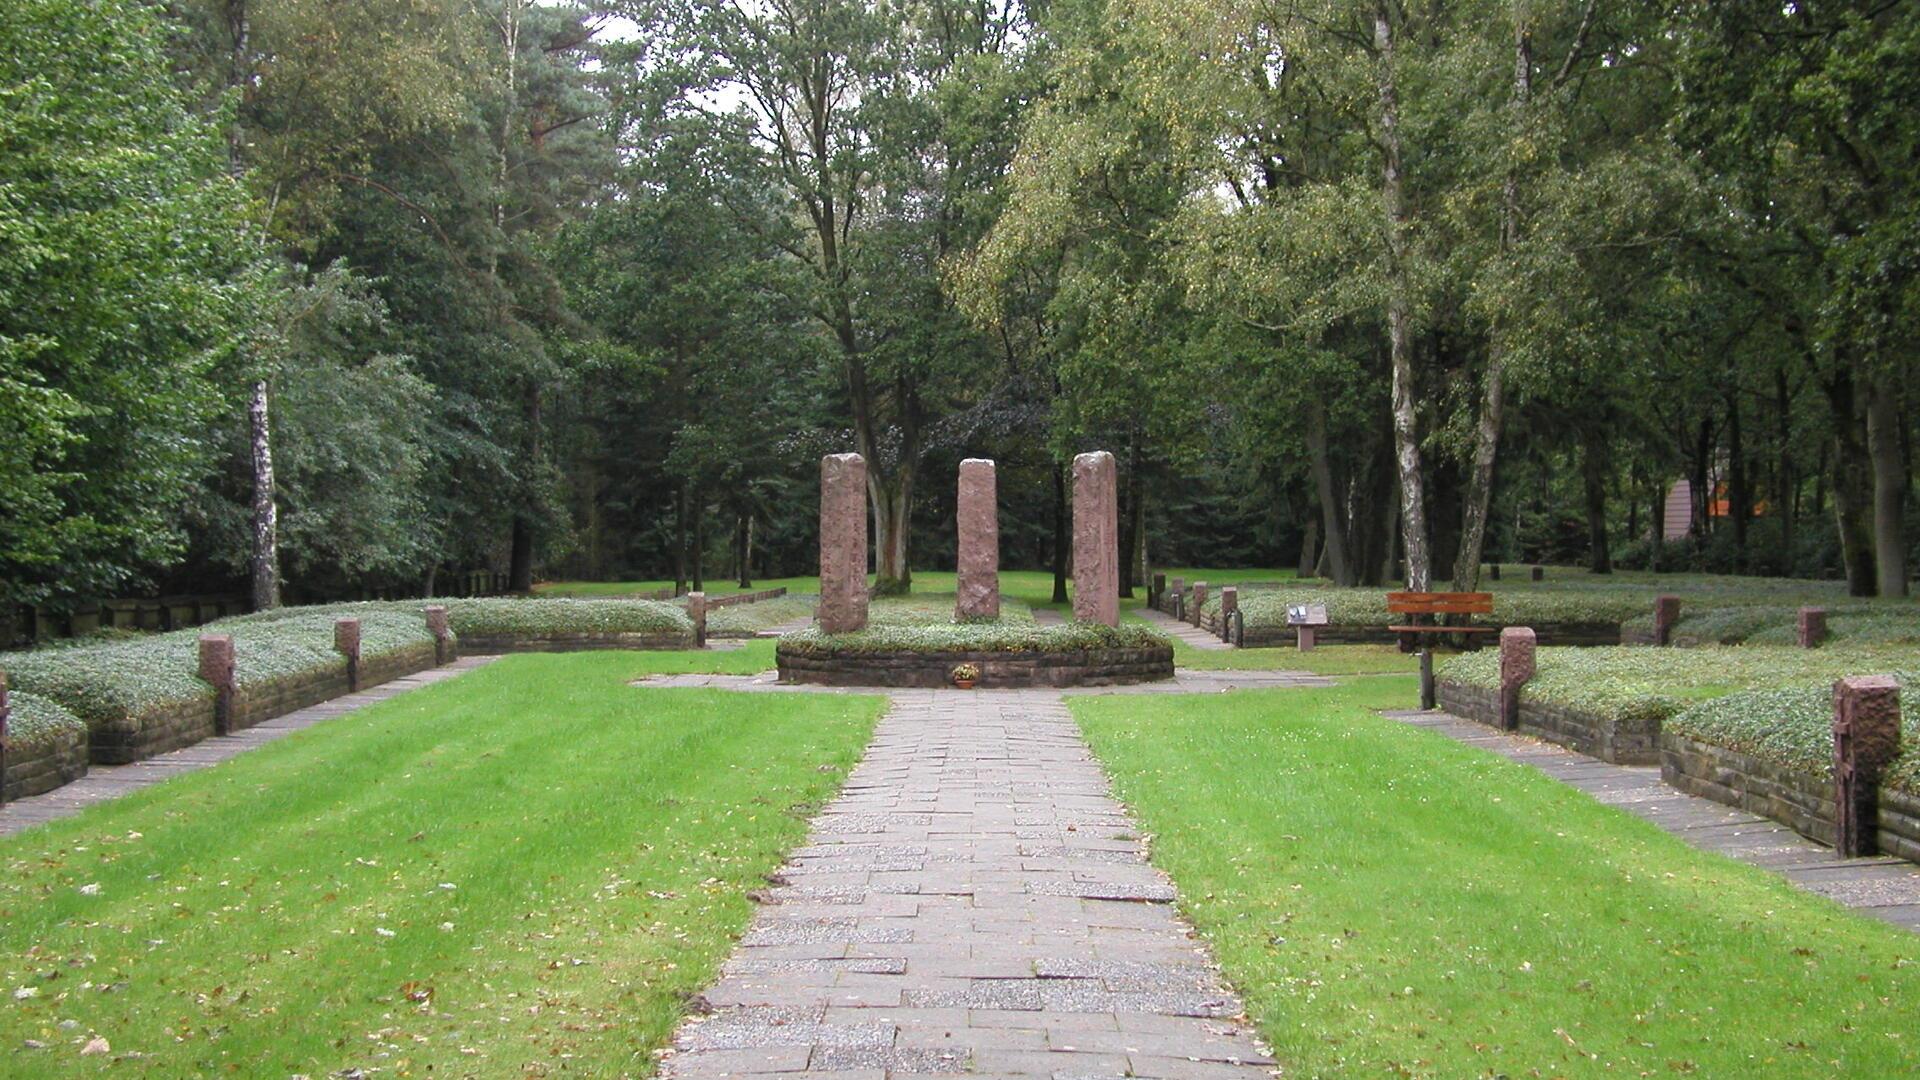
left=424, top=604, right=452, bottom=665
left=334, top=617, right=362, bottom=691
left=818, top=453, right=869, bottom=633
left=1498, top=627, right=1537, bottom=732
left=1072, top=450, right=1119, bottom=627
left=1798, top=606, right=1827, bottom=649
left=956, top=459, right=1000, bottom=620
left=1834, top=675, right=1901, bottom=857
left=1653, top=595, right=1681, bottom=647
left=688, top=592, right=708, bottom=647
left=198, top=634, right=236, bottom=735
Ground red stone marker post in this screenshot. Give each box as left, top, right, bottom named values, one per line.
left=1530, top=565, right=1544, bottom=582
left=1151, top=573, right=1166, bottom=608
left=424, top=605, right=452, bottom=665
left=955, top=459, right=1000, bottom=621
left=1498, top=627, right=1537, bottom=732
left=335, top=617, right=362, bottom=691
left=1798, top=607, right=1827, bottom=649
left=688, top=592, right=708, bottom=648
left=1188, top=582, right=1208, bottom=627
left=199, top=634, right=236, bottom=735
left=1218, top=587, right=1238, bottom=642
left=818, top=453, right=870, bottom=633
left=1833, top=675, right=1902, bottom=857
left=1071, top=450, right=1120, bottom=627
left=1168, top=577, right=1185, bottom=618
left=1653, top=595, right=1681, bottom=647
left=1489, top=563, right=1501, bottom=581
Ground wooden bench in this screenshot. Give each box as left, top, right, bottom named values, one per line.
left=1387, top=591, right=1496, bottom=710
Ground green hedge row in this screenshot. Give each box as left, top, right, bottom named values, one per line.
left=6, top=691, right=88, bottom=752
left=228, top=597, right=691, bottom=638
left=1665, top=676, right=1920, bottom=796
left=1230, top=586, right=1648, bottom=630
left=1620, top=603, right=1920, bottom=647
left=7, top=609, right=442, bottom=731
left=1439, top=644, right=1917, bottom=727
left=781, top=621, right=1166, bottom=655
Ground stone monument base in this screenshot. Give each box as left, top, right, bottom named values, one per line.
left=776, top=643, right=1173, bottom=689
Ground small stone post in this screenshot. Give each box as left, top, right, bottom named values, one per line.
left=1653, top=595, right=1681, bottom=647
left=1218, top=586, right=1238, bottom=642
left=1530, top=565, right=1545, bottom=582
left=0, top=669, right=10, bottom=805
left=1833, top=675, right=1901, bottom=857
left=1189, top=582, right=1209, bottom=627
left=199, top=634, right=236, bottom=736
left=688, top=591, right=708, bottom=648
left=335, top=617, right=362, bottom=692
left=1151, top=573, right=1166, bottom=609
left=818, top=453, right=870, bottom=633
left=1489, top=563, right=1501, bottom=581
left=424, top=605, right=452, bottom=665
left=955, top=459, right=1000, bottom=621
left=1169, top=577, right=1184, bottom=617
left=1498, top=627, right=1537, bottom=732
left=1798, top=607, right=1828, bottom=649
left=1071, top=450, right=1120, bottom=627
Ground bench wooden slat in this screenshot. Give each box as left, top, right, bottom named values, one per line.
left=1386, top=591, right=1494, bottom=616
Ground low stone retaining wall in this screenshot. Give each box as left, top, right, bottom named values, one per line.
left=776, top=645, right=1174, bottom=688
left=232, top=642, right=441, bottom=731
left=707, top=587, right=788, bottom=609
left=3, top=727, right=90, bottom=801
left=1661, top=736, right=1920, bottom=864
left=458, top=631, right=693, bottom=653
left=90, top=642, right=446, bottom=764
left=1437, top=679, right=1662, bottom=764
left=1243, top=621, right=1622, bottom=649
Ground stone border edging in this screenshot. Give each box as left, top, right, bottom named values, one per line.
left=1437, top=678, right=1662, bottom=765
left=775, top=643, right=1174, bottom=688
left=1661, top=735, right=1920, bottom=865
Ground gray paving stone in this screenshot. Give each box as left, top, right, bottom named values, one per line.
left=662, top=688, right=1275, bottom=1078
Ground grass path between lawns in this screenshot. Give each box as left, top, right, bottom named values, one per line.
left=0, top=651, right=884, bottom=1077
left=1071, top=675, right=1918, bottom=1079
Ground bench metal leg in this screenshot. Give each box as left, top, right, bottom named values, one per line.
left=1419, top=650, right=1435, bottom=710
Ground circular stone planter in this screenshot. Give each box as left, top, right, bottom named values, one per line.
left=776, top=644, right=1174, bottom=688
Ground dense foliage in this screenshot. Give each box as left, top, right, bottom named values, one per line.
left=3, top=0, right=1916, bottom=624
left=1666, top=676, right=1920, bottom=795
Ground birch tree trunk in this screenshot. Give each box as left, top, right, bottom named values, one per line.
left=1374, top=4, right=1432, bottom=591
left=1454, top=8, right=1530, bottom=591
left=248, top=379, right=279, bottom=610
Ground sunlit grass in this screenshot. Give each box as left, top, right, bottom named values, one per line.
left=1073, top=677, right=1919, bottom=1078
left=0, top=652, right=882, bottom=1077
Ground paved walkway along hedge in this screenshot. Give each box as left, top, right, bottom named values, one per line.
left=0, top=656, right=498, bottom=836
left=657, top=687, right=1276, bottom=1079
left=1385, top=707, right=1920, bottom=932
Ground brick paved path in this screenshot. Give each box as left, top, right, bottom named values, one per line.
left=660, top=689, right=1276, bottom=1079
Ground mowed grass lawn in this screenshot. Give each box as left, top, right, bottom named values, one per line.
left=0, top=651, right=883, bottom=1077
left=1073, top=677, right=1919, bottom=1078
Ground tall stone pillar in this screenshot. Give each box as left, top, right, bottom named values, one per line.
left=956, top=459, right=1000, bottom=621
left=1498, top=627, right=1537, bottom=732
left=818, top=454, right=869, bottom=633
left=1072, top=451, right=1119, bottom=627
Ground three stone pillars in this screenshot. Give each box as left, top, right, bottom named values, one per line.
left=956, top=459, right=999, bottom=620
left=818, top=453, right=869, bottom=633
left=1072, top=451, right=1119, bottom=627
